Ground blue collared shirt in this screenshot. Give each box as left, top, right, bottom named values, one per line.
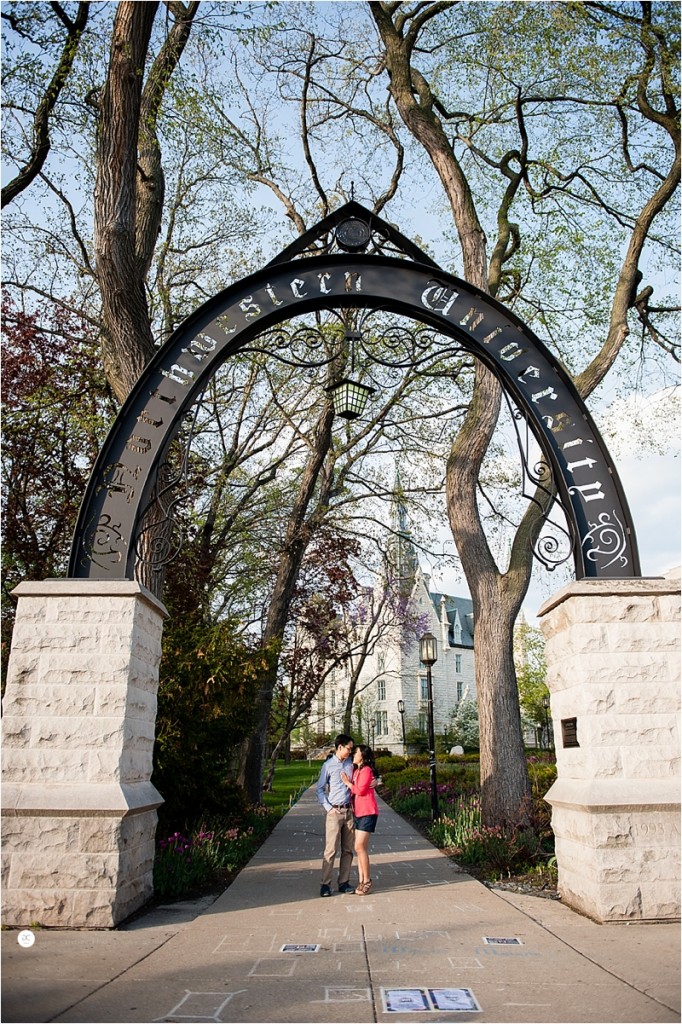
left=316, top=754, right=352, bottom=811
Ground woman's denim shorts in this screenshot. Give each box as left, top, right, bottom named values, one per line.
left=354, top=814, right=378, bottom=833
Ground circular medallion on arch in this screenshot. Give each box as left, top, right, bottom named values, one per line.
left=335, top=217, right=371, bottom=252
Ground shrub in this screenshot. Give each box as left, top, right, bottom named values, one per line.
left=153, top=809, right=277, bottom=900
left=152, top=617, right=277, bottom=824
left=528, top=762, right=557, bottom=796
left=375, top=755, right=408, bottom=775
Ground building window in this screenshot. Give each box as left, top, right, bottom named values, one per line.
left=378, top=652, right=385, bottom=672
left=455, top=654, right=462, bottom=673
left=377, top=678, right=386, bottom=701
left=457, top=681, right=463, bottom=702
left=419, top=674, right=428, bottom=701
left=375, top=710, right=389, bottom=735
left=454, top=622, right=462, bottom=644
left=331, top=691, right=336, bottom=708
left=418, top=712, right=427, bottom=733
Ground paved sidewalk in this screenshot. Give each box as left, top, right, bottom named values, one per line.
left=2, top=788, right=679, bottom=1024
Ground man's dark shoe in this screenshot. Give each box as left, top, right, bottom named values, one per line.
left=320, top=884, right=332, bottom=897
left=338, top=882, right=355, bottom=894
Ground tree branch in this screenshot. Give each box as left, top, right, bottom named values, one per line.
left=2, top=2, right=90, bottom=208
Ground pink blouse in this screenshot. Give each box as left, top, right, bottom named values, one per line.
left=347, top=764, right=379, bottom=817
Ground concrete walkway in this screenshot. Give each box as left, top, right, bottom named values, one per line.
left=2, top=788, right=679, bottom=1024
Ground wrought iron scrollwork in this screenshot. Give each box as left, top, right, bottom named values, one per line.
left=133, top=393, right=207, bottom=581
left=502, top=390, right=575, bottom=571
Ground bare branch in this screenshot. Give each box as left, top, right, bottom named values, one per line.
left=2, top=2, right=90, bottom=208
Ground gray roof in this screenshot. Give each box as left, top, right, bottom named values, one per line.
left=429, top=592, right=474, bottom=648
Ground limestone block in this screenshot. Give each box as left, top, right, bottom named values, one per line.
left=622, top=747, right=681, bottom=779
left=1, top=852, right=11, bottom=888
left=1, top=817, right=80, bottom=851
left=551, top=746, right=624, bottom=780
left=1, top=889, right=74, bottom=928
left=128, top=655, right=162, bottom=692
left=87, top=746, right=153, bottom=784
left=2, top=721, right=32, bottom=747
left=72, top=875, right=153, bottom=928
left=2, top=683, right=97, bottom=718
left=556, top=860, right=681, bottom=922
left=130, top=627, right=163, bottom=665
left=599, top=849, right=680, bottom=884
left=76, top=819, right=122, bottom=853
left=548, top=621, right=680, bottom=660
left=30, top=716, right=127, bottom=749
left=120, top=845, right=154, bottom=879
left=2, top=780, right=162, bottom=816
left=77, top=815, right=157, bottom=857
left=2, top=749, right=90, bottom=784
left=553, top=651, right=674, bottom=687
left=8, top=851, right=121, bottom=890
left=95, top=684, right=157, bottom=719
left=578, top=714, right=677, bottom=748
left=3, top=651, right=40, bottom=680
left=574, top=683, right=679, bottom=717
left=38, top=653, right=132, bottom=687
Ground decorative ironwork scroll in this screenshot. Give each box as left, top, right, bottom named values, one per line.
left=68, top=201, right=640, bottom=582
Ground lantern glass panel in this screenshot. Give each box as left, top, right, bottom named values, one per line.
left=419, top=632, right=438, bottom=666
left=326, top=378, right=376, bottom=420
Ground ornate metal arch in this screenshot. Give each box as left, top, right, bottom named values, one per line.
left=68, top=202, right=640, bottom=581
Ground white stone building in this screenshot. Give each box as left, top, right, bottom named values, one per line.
left=315, top=567, right=476, bottom=754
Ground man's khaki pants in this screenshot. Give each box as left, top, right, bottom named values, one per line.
left=321, top=807, right=355, bottom=886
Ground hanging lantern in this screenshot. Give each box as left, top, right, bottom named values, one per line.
left=325, top=378, right=376, bottom=420
left=325, top=328, right=376, bottom=420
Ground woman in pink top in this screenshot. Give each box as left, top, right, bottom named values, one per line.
left=341, top=744, right=379, bottom=895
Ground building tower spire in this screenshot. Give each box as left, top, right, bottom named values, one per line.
left=391, top=467, right=419, bottom=590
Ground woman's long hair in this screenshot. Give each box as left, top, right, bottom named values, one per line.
left=355, top=744, right=377, bottom=777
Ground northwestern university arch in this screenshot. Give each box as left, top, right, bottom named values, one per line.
left=3, top=204, right=679, bottom=926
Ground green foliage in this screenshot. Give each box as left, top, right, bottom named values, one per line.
left=375, top=755, right=408, bottom=775
left=514, top=621, right=549, bottom=731
left=260, top=761, right=320, bottom=811
left=386, top=755, right=556, bottom=881
left=527, top=760, right=558, bottom=796
left=449, top=697, right=480, bottom=748
left=154, top=759, right=320, bottom=899
left=153, top=810, right=278, bottom=900
left=153, top=616, right=277, bottom=824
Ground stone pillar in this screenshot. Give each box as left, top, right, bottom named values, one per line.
left=1, top=580, right=167, bottom=928
left=538, top=577, right=680, bottom=923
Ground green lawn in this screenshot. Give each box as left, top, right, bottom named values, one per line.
left=261, top=759, right=323, bottom=811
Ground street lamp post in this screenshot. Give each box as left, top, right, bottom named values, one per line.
left=397, top=699, right=407, bottom=760
left=419, top=632, right=439, bottom=822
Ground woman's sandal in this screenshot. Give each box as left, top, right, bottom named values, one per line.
left=355, top=880, right=372, bottom=895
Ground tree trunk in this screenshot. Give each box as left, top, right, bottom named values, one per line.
left=94, top=2, right=159, bottom=405
left=93, top=3, right=198, bottom=597
left=241, top=403, right=335, bottom=803
left=371, top=3, right=531, bottom=823
left=94, top=1, right=198, bottom=404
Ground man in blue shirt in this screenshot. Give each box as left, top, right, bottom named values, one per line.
left=316, top=734, right=355, bottom=896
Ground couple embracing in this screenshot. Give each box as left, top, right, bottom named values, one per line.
left=316, top=733, right=379, bottom=897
